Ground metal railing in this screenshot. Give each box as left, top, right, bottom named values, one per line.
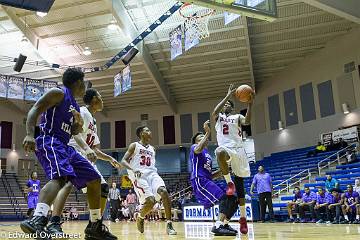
left=170, top=186, right=192, bottom=201
left=317, top=144, right=355, bottom=175
left=273, top=169, right=312, bottom=196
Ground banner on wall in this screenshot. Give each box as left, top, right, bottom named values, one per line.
left=7, top=76, right=24, bottom=100
left=321, top=126, right=359, bottom=146
left=114, top=72, right=122, bottom=97
left=25, top=78, right=44, bottom=101
left=183, top=203, right=253, bottom=221
left=0, top=74, right=7, bottom=98
left=121, top=65, right=132, bottom=93
left=170, top=25, right=183, bottom=60
left=43, top=80, right=58, bottom=93
left=121, top=175, right=133, bottom=189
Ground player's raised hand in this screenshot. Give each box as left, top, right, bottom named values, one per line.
left=23, top=135, right=36, bottom=153
left=248, top=91, right=255, bottom=104
left=227, top=84, right=236, bottom=96
left=203, top=120, right=210, bottom=134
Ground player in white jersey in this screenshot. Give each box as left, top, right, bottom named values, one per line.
left=47, top=89, right=131, bottom=239
left=212, top=84, right=254, bottom=235
left=121, top=126, right=177, bottom=235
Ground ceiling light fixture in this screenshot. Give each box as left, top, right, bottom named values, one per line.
left=83, top=46, right=92, bottom=56
left=108, top=19, right=118, bottom=30
left=342, top=103, right=350, bottom=114
left=36, top=11, right=48, bottom=17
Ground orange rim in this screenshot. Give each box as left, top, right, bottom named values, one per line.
left=179, top=3, right=215, bottom=19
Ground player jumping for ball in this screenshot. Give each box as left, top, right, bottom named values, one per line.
left=212, top=84, right=254, bottom=234
left=121, top=126, right=177, bottom=235
left=190, top=120, right=239, bottom=236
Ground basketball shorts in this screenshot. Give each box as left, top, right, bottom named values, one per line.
left=191, top=177, right=225, bottom=209
left=81, top=158, right=107, bottom=194
left=27, top=195, right=39, bottom=209
left=128, top=170, right=165, bottom=204
left=35, top=135, right=101, bottom=190
left=215, top=146, right=250, bottom=178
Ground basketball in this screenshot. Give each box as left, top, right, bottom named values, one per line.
left=235, top=85, right=254, bottom=103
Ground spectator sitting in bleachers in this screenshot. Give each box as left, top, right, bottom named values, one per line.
left=337, top=138, right=348, bottom=149
left=307, top=142, right=326, bottom=157
left=328, top=188, right=344, bottom=224
left=158, top=200, right=165, bottom=220
left=149, top=202, right=160, bottom=221
left=286, top=187, right=302, bottom=223
left=121, top=199, right=129, bottom=221
left=298, top=187, right=317, bottom=223
left=314, top=187, right=331, bottom=223
left=355, top=179, right=360, bottom=196
left=327, top=139, right=337, bottom=152
left=341, top=184, right=359, bottom=224
left=70, top=206, right=79, bottom=220
left=62, top=208, right=70, bottom=221
left=325, top=175, right=339, bottom=192
left=171, top=199, right=182, bottom=222
left=344, top=149, right=359, bottom=165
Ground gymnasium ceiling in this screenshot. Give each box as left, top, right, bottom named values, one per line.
left=0, top=0, right=359, bottom=113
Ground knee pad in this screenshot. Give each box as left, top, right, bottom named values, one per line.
left=219, top=195, right=238, bottom=220
left=101, top=183, right=109, bottom=198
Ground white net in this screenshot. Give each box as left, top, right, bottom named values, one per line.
left=180, top=5, right=214, bottom=40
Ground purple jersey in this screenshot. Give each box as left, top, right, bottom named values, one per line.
left=345, top=191, right=359, bottom=205
left=316, top=192, right=331, bottom=204
left=38, top=87, right=79, bottom=144
left=190, top=144, right=212, bottom=180
left=302, top=192, right=317, bottom=203
left=27, top=179, right=40, bottom=197
left=329, top=194, right=342, bottom=204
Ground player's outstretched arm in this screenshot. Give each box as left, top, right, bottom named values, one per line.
left=212, top=84, right=236, bottom=121
left=23, top=88, right=64, bottom=153
left=73, top=135, right=97, bottom=162
left=93, top=145, right=128, bottom=169
left=194, top=120, right=211, bottom=154
left=240, top=93, right=254, bottom=126
left=120, top=142, right=138, bottom=173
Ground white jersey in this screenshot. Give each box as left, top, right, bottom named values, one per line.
left=68, top=106, right=100, bottom=154
left=128, top=142, right=157, bottom=173
left=215, top=113, right=244, bottom=148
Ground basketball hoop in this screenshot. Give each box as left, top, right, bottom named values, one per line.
left=179, top=3, right=215, bottom=40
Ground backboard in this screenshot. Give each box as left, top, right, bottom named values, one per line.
left=188, top=0, right=278, bottom=21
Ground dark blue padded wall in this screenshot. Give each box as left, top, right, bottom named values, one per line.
left=100, top=122, right=111, bottom=149
left=300, top=83, right=316, bottom=122
left=268, top=94, right=281, bottom=130
left=317, top=80, right=335, bottom=118
left=180, top=114, right=193, bottom=143
left=283, top=89, right=298, bottom=126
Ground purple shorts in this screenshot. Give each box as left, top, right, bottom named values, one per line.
left=35, top=135, right=101, bottom=190
left=27, top=195, right=39, bottom=209
left=191, top=177, right=225, bottom=209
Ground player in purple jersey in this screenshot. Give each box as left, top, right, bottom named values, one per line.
left=190, top=120, right=239, bottom=236
left=21, top=68, right=116, bottom=240
left=286, top=186, right=302, bottom=222
left=26, top=171, right=40, bottom=218
left=341, top=185, right=359, bottom=224
left=328, top=188, right=344, bottom=224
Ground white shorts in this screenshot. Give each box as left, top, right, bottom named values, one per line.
left=81, top=162, right=106, bottom=194
left=215, top=146, right=250, bottom=178
left=128, top=171, right=165, bottom=204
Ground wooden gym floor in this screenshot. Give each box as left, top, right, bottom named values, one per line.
left=0, top=221, right=359, bottom=239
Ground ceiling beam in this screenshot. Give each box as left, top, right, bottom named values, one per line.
left=242, top=17, right=255, bottom=89
left=109, top=0, right=177, bottom=113
left=302, top=0, right=360, bottom=24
